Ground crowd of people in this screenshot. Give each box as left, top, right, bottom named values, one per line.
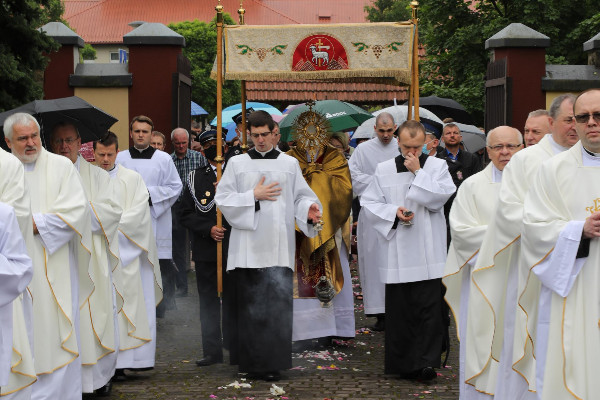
left=0, top=88, right=599, bottom=400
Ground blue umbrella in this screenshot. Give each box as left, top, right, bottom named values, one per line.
left=210, top=102, right=282, bottom=126
left=191, top=101, right=208, bottom=116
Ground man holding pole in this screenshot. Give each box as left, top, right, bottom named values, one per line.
left=215, top=111, right=322, bottom=381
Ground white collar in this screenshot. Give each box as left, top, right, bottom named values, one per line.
left=491, top=164, right=503, bottom=183
left=257, top=145, right=274, bottom=156
left=547, top=134, right=571, bottom=154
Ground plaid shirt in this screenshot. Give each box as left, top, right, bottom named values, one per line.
left=171, top=149, right=207, bottom=198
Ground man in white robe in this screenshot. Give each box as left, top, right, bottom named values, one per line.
left=94, top=132, right=162, bottom=374
left=521, top=88, right=600, bottom=399
left=50, top=123, right=122, bottom=395
left=116, top=116, right=182, bottom=318
left=215, top=111, right=322, bottom=381
left=0, top=203, right=33, bottom=398
left=466, top=94, right=578, bottom=398
left=442, top=126, right=523, bottom=399
left=4, top=113, right=91, bottom=400
left=0, top=148, right=36, bottom=399
left=348, top=112, right=399, bottom=330
left=361, top=120, right=455, bottom=380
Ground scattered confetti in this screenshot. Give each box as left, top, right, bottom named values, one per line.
left=316, top=364, right=340, bottom=370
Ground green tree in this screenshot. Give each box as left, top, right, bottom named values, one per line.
left=0, top=0, right=59, bottom=112
left=80, top=43, right=97, bottom=61
left=365, top=0, right=412, bottom=22
left=169, top=15, right=241, bottom=119
left=365, top=0, right=600, bottom=125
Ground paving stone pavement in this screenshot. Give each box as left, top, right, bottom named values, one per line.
left=105, top=263, right=459, bottom=400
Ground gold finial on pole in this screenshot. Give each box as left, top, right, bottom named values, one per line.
left=238, top=1, right=245, bottom=25
left=215, top=1, right=224, bottom=296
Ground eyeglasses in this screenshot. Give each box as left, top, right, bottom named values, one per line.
left=487, top=144, right=522, bottom=151
left=53, top=137, right=79, bottom=146
left=250, top=131, right=272, bottom=139
left=574, top=112, right=600, bottom=124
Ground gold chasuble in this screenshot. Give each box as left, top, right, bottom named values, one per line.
left=288, top=145, right=352, bottom=299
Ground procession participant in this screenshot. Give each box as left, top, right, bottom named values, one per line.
left=442, top=126, right=523, bottom=399
left=93, top=132, right=162, bottom=377
left=4, top=112, right=91, bottom=400
left=180, top=129, right=231, bottom=366
left=348, top=112, right=399, bottom=331
left=50, top=122, right=122, bottom=396
left=116, top=116, right=182, bottom=318
left=0, top=147, right=36, bottom=399
left=215, top=111, right=322, bottom=382
left=520, top=88, right=600, bottom=399
left=150, top=131, right=165, bottom=151
left=286, top=108, right=354, bottom=346
left=523, top=109, right=551, bottom=147
left=170, top=127, right=206, bottom=298
left=361, top=120, right=455, bottom=380
left=466, top=94, right=577, bottom=398
left=224, top=108, right=254, bottom=160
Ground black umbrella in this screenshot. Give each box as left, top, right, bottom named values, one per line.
left=404, top=96, right=474, bottom=125
left=0, top=96, right=118, bottom=149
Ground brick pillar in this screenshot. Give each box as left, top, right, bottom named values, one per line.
left=39, top=22, right=84, bottom=99
left=123, top=23, right=185, bottom=150
left=486, top=23, right=549, bottom=131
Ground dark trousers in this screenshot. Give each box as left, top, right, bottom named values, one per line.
left=172, top=202, right=191, bottom=291
left=384, top=279, right=443, bottom=375
left=156, top=258, right=177, bottom=316
left=195, top=260, right=232, bottom=360
left=229, top=267, right=293, bottom=373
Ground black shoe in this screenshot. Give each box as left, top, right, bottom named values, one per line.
left=263, top=371, right=281, bottom=381
left=196, top=355, right=222, bottom=366
left=111, top=369, right=127, bottom=382
left=371, top=315, right=385, bottom=332
left=94, top=381, right=112, bottom=397
left=419, top=367, right=436, bottom=381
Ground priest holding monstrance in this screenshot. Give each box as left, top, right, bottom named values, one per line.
left=286, top=104, right=355, bottom=345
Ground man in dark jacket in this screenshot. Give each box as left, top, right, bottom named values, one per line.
left=180, top=129, right=231, bottom=366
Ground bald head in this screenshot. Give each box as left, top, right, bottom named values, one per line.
left=486, top=126, right=523, bottom=171
left=374, top=112, right=397, bottom=145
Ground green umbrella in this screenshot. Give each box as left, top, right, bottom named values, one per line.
left=279, top=100, right=372, bottom=142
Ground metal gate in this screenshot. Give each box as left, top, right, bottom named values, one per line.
left=485, top=58, right=511, bottom=133
left=172, top=53, right=192, bottom=133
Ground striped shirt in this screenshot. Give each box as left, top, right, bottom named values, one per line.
left=171, top=149, right=207, bottom=198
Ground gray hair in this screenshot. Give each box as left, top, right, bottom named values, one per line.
left=375, top=112, right=394, bottom=126
left=486, top=126, right=523, bottom=146
left=527, top=109, right=550, bottom=119
left=548, top=94, right=576, bottom=119
left=170, top=127, right=190, bottom=141
left=3, top=113, right=40, bottom=141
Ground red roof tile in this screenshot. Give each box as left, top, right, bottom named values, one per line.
left=63, top=0, right=371, bottom=44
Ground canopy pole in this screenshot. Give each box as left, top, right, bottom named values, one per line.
left=410, top=1, right=420, bottom=121
left=215, top=1, right=224, bottom=296
left=239, top=2, right=248, bottom=153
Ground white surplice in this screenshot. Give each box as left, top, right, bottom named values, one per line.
left=466, top=134, right=562, bottom=397
left=521, top=142, right=600, bottom=400
left=109, top=165, right=162, bottom=369
left=0, top=204, right=33, bottom=389
left=24, top=148, right=92, bottom=400
left=215, top=153, right=321, bottom=270
left=116, top=149, right=182, bottom=259
left=348, top=137, right=399, bottom=314
left=75, top=157, right=122, bottom=392
left=360, top=155, right=455, bottom=283
left=442, top=164, right=501, bottom=400
left=0, top=149, right=36, bottom=398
